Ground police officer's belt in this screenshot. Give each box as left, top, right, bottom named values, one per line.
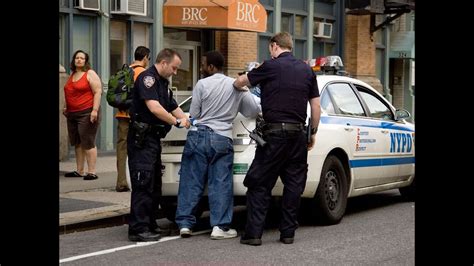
left=132, top=121, right=166, bottom=134
left=264, top=122, right=304, bottom=132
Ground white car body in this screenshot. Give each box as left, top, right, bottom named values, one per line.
left=157, top=74, right=415, bottom=223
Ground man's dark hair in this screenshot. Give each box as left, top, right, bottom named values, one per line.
left=270, top=32, right=293, bottom=51
left=204, top=50, right=225, bottom=70
left=134, top=46, right=150, bottom=61
left=70, top=50, right=91, bottom=72
left=156, top=48, right=182, bottom=63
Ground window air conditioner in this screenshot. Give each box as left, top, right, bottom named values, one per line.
left=74, top=0, right=100, bottom=11
left=111, top=0, right=147, bottom=16
left=314, top=22, right=333, bottom=39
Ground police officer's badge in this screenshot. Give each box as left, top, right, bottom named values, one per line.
left=143, top=76, right=155, bottom=88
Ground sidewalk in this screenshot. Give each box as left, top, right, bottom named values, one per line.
left=59, top=155, right=131, bottom=234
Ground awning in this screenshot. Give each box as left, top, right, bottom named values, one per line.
left=163, top=0, right=267, bottom=33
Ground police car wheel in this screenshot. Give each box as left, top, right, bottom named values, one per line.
left=399, top=175, right=415, bottom=201
left=311, top=155, right=348, bottom=225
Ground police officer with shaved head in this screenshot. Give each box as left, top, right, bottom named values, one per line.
left=234, top=32, right=321, bottom=246
left=127, top=48, right=190, bottom=242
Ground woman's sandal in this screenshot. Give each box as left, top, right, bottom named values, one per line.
left=64, top=171, right=83, bottom=177
left=83, top=173, right=98, bottom=180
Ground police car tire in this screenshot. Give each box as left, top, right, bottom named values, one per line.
left=399, top=175, right=415, bottom=201
left=311, top=155, right=348, bottom=225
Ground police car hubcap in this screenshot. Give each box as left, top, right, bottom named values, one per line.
left=325, top=171, right=339, bottom=210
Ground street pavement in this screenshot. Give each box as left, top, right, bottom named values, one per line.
left=59, top=155, right=131, bottom=233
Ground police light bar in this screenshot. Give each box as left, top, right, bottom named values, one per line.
left=307, top=56, right=348, bottom=76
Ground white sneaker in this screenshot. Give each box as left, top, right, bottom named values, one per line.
left=180, top=228, right=192, bottom=238
left=210, top=226, right=238, bottom=240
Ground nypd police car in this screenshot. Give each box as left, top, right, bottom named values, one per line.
left=156, top=56, right=415, bottom=225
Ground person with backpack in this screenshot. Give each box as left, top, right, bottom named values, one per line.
left=114, top=46, right=150, bottom=192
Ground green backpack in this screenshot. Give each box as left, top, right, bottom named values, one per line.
left=106, top=64, right=140, bottom=110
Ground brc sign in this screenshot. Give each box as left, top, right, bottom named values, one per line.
left=236, top=2, right=261, bottom=23
left=163, top=0, right=267, bottom=32
left=182, top=7, right=208, bottom=22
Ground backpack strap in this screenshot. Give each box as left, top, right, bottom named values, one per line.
left=131, top=65, right=145, bottom=70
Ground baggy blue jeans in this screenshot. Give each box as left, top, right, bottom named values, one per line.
left=175, top=125, right=234, bottom=230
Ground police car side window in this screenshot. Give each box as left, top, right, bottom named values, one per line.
left=320, top=90, right=336, bottom=114
left=326, top=83, right=365, bottom=117
left=357, top=88, right=394, bottom=120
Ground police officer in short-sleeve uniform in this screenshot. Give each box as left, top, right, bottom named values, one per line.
left=127, top=48, right=190, bottom=242
left=234, top=32, right=321, bottom=245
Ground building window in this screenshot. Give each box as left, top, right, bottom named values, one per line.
left=72, top=16, right=95, bottom=65
left=132, top=22, right=150, bottom=53
left=266, top=10, right=273, bottom=33
left=294, top=15, right=305, bottom=37
left=110, top=20, right=128, bottom=74
left=282, top=0, right=307, bottom=11
left=313, top=17, right=336, bottom=59
left=258, top=35, right=270, bottom=62
left=280, top=13, right=307, bottom=60
left=59, top=15, right=67, bottom=68
left=281, top=14, right=291, bottom=33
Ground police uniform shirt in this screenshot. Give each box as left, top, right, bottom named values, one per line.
left=247, top=52, right=319, bottom=124
left=130, top=65, right=178, bottom=126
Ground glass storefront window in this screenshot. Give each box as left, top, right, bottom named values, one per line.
left=164, top=28, right=201, bottom=42
left=172, top=48, right=194, bottom=92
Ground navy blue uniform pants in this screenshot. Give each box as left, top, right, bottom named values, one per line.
left=243, top=129, right=308, bottom=239
left=127, top=129, right=162, bottom=234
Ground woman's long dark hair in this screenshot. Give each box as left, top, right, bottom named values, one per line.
left=70, top=50, right=92, bottom=72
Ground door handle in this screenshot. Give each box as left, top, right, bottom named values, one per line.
left=381, top=129, right=389, bottom=134
left=344, top=127, right=353, bottom=132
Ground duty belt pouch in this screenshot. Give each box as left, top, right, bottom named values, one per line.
left=132, top=121, right=150, bottom=149
left=154, top=125, right=168, bottom=139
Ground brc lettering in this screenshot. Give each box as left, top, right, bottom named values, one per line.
left=390, top=132, right=412, bottom=153
left=236, top=2, right=260, bottom=22
left=182, top=7, right=208, bottom=21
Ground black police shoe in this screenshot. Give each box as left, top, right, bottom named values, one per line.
left=279, top=236, right=294, bottom=244
left=128, top=230, right=161, bottom=242
left=150, top=226, right=171, bottom=236
left=279, top=231, right=295, bottom=244
left=240, top=234, right=262, bottom=246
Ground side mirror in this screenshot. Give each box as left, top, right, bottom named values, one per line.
left=395, top=109, right=411, bottom=121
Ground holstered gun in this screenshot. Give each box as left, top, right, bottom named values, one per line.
left=131, top=121, right=150, bottom=149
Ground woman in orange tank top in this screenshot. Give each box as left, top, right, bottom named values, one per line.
left=62, top=50, right=102, bottom=180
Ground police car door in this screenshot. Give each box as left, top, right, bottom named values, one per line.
left=323, top=82, right=390, bottom=188
left=355, top=85, right=415, bottom=185
left=353, top=84, right=403, bottom=185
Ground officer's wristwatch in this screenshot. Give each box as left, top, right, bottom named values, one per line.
left=310, top=127, right=318, bottom=135
left=175, top=118, right=182, bottom=127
